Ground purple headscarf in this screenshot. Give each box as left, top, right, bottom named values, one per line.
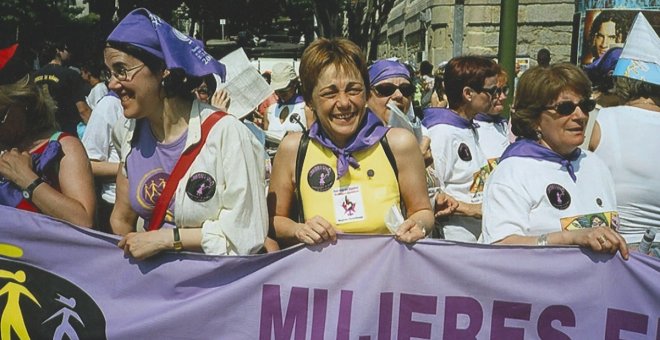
left=368, top=60, right=411, bottom=85
left=107, top=8, right=225, bottom=80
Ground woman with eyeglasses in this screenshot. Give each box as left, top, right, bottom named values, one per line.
left=480, top=63, right=628, bottom=259
left=105, top=9, right=268, bottom=259
left=422, top=56, right=499, bottom=242
left=0, top=43, right=96, bottom=227
left=268, top=38, right=433, bottom=248
left=474, top=69, right=511, bottom=161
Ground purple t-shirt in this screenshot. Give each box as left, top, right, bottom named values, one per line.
left=126, top=120, right=187, bottom=227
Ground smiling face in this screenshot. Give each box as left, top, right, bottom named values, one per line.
left=537, top=90, right=589, bottom=157
left=310, top=63, right=367, bottom=147
left=104, top=47, right=163, bottom=119
left=367, top=77, right=412, bottom=123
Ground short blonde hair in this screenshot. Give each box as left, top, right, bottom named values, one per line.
left=0, top=74, right=58, bottom=135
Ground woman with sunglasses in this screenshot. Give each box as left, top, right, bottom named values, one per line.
left=474, top=69, right=511, bottom=161
left=268, top=38, right=433, bottom=248
left=105, top=9, right=268, bottom=259
left=422, top=56, right=499, bottom=242
left=368, top=59, right=458, bottom=224
left=481, top=63, right=628, bottom=259
left=0, top=43, right=96, bottom=227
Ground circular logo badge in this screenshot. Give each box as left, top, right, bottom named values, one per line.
left=185, top=172, right=217, bottom=202
left=307, top=164, right=335, bottom=192
left=457, top=143, right=472, bottom=161
left=546, top=184, right=571, bottom=210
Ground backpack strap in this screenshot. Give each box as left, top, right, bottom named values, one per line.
left=294, top=132, right=310, bottom=223
left=380, top=135, right=398, bottom=178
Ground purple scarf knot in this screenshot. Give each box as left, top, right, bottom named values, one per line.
left=500, top=139, right=582, bottom=182
left=474, top=113, right=507, bottom=128
left=308, top=111, right=389, bottom=179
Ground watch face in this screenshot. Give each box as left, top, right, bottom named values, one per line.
left=22, top=190, right=30, bottom=200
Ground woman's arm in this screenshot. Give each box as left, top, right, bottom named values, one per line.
left=110, top=163, right=138, bottom=235
left=268, top=133, right=337, bottom=248
left=386, top=128, right=434, bottom=243
left=0, top=137, right=96, bottom=227
left=496, top=227, right=628, bottom=260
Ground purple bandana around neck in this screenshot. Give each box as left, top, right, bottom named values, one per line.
left=278, top=94, right=304, bottom=106
left=474, top=113, right=507, bottom=127
left=308, top=110, right=389, bottom=179
left=500, top=138, right=582, bottom=182
left=422, top=107, right=478, bottom=129
left=368, top=60, right=411, bottom=85
left=107, top=8, right=226, bottom=81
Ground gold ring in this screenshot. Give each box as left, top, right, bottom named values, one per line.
left=597, top=236, right=607, bottom=244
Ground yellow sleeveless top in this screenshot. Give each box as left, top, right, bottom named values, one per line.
left=298, top=139, right=400, bottom=234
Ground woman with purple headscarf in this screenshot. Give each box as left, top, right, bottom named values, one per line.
left=105, top=9, right=268, bottom=259
left=268, top=39, right=433, bottom=248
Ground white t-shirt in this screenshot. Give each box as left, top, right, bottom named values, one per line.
left=82, top=94, right=125, bottom=203
left=481, top=152, right=617, bottom=244
left=86, top=82, right=109, bottom=110
left=428, top=123, right=488, bottom=242
left=266, top=100, right=307, bottom=133
left=476, top=120, right=510, bottom=160
left=594, top=105, right=660, bottom=243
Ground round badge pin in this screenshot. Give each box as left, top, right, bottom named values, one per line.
left=308, top=164, right=335, bottom=192
left=185, top=172, right=217, bottom=202
left=546, top=184, right=571, bottom=210
left=457, top=143, right=472, bottom=161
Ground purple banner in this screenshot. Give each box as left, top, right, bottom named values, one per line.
left=1, top=206, right=658, bottom=339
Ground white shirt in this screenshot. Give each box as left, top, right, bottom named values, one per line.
left=428, top=123, right=488, bottom=242
left=594, top=105, right=660, bottom=243
left=266, top=100, right=307, bottom=133
left=476, top=120, right=510, bottom=160
left=86, top=82, right=109, bottom=110
left=82, top=94, right=125, bottom=203
left=481, top=152, right=617, bottom=244
left=114, top=101, right=268, bottom=255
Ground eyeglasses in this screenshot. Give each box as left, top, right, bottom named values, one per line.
left=110, top=63, right=145, bottom=82
left=545, top=99, right=596, bottom=116
left=373, top=83, right=415, bottom=97
left=480, top=85, right=509, bottom=98
left=196, top=87, right=209, bottom=96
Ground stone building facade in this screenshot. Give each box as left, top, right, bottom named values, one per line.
left=379, top=0, right=577, bottom=68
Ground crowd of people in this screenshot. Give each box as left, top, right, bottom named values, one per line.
left=1, top=8, right=658, bottom=260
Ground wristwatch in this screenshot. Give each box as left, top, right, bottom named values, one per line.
left=22, top=177, right=45, bottom=201
left=172, top=228, right=183, bottom=251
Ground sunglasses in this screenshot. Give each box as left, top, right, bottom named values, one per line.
left=544, top=99, right=596, bottom=116
left=373, top=83, right=415, bottom=97
left=480, top=85, right=509, bottom=98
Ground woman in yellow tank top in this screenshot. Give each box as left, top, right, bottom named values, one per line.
left=268, top=38, right=434, bottom=248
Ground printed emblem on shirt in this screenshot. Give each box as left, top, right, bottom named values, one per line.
left=469, top=160, right=497, bottom=195
left=136, top=168, right=175, bottom=222
left=560, top=211, right=619, bottom=231
left=546, top=184, right=571, bottom=210
left=185, top=172, right=216, bottom=202
left=457, top=143, right=472, bottom=161
left=333, top=185, right=365, bottom=224
left=307, top=164, right=335, bottom=192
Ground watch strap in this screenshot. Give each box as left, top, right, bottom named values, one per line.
left=23, top=177, right=45, bottom=201
left=172, top=228, right=183, bottom=251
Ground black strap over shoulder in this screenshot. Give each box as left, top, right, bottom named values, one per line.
left=380, top=135, right=398, bottom=178
left=294, top=132, right=310, bottom=222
